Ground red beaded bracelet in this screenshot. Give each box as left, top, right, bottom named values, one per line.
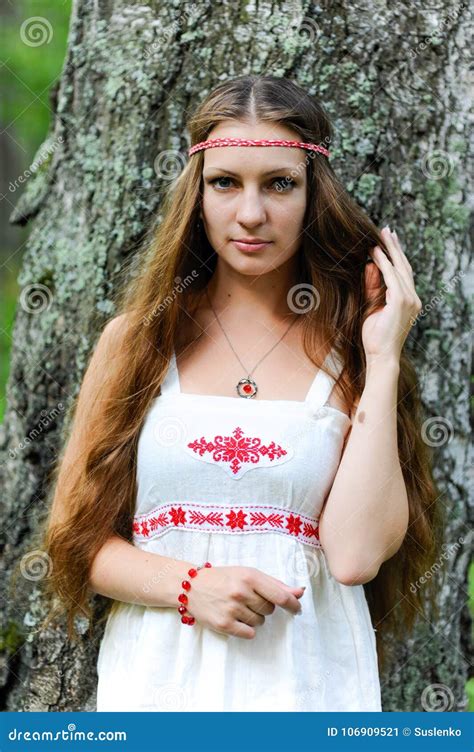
left=177, top=561, right=212, bottom=625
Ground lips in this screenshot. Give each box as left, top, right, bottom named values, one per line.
left=233, top=238, right=270, bottom=244
left=232, top=239, right=272, bottom=253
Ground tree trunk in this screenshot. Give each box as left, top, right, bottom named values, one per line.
left=0, top=0, right=471, bottom=712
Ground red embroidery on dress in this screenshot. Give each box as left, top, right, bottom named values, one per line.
left=133, top=502, right=322, bottom=548
left=304, top=522, right=320, bottom=540
left=188, top=510, right=223, bottom=526
left=170, top=506, right=186, bottom=525
left=226, top=509, right=248, bottom=529
left=186, top=425, right=290, bottom=476
left=286, top=514, right=303, bottom=537
left=148, top=512, right=168, bottom=531
left=250, top=511, right=285, bottom=528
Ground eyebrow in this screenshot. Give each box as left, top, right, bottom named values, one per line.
left=202, top=167, right=297, bottom=178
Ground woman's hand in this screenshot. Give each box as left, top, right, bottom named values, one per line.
left=362, top=226, right=422, bottom=366
left=185, top=566, right=305, bottom=639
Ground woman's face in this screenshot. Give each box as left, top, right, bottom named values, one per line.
left=201, top=120, right=308, bottom=276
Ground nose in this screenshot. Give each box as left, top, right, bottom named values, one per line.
left=235, top=186, right=267, bottom=227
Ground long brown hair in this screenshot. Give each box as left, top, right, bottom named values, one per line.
left=39, top=74, right=444, bottom=672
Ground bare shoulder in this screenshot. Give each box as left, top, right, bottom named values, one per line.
left=103, top=312, right=131, bottom=339
left=98, top=313, right=132, bottom=355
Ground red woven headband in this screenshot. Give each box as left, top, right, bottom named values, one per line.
left=188, top=137, right=330, bottom=158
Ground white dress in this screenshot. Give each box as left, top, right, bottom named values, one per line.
left=96, top=348, right=382, bottom=712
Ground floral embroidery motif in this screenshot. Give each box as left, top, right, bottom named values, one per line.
left=133, top=502, right=322, bottom=548
left=185, top=425, right=294, bottom=479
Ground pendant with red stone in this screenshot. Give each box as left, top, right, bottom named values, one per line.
left=236, top=377, right=258, bottom=398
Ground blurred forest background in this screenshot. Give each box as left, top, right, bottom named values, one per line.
left=1, top=0, right=72, bottom=424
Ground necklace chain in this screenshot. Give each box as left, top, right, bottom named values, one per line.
left=204, top=287, right=299, bottom=398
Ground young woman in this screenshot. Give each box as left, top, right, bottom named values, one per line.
left=41, top=75, right=443, bottom=711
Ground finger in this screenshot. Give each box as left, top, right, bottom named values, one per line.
left=376, top=243, right=418, bottom=300
left=235, top=605, right=266, bottom=627
left=391, top=233, right=421, bottom=306
left=248, top=592, right=276, bottom=616
left=380, top=227, right=414, bottom=288
left=370, top=246, right=410, bottom=298
left=272, top=576, right=305, bottom=591
left=391, top=230, right=414, bottom=276
left=256, top=581, right=302, bottom=613
left=223, top=620, right=256, bottom=639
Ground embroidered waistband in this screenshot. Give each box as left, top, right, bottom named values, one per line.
left=133, top=502, right=322, bottom=548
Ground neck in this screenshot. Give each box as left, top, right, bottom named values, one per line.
left=204, top=259, right=301, bottom=322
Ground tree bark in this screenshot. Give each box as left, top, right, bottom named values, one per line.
left=0, top=0, right=471, bottom=712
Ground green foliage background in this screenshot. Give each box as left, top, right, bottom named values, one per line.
left=0, top=0, right=72, bottom=424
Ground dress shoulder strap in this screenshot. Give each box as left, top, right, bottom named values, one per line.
left=304, top=348, right=345, bottom=412
left=160, top=350, right=181, bottom=396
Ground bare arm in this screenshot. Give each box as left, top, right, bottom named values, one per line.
left=319, top=358, right=408, bottom=586
left=88, top=534, right=195, bottom=609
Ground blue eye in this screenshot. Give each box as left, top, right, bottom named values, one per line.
left=208, top=176, right=296, bottom=192
left=209, top=176, right=233, bottom=189
left=272, top=176, right=296, bottom=192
